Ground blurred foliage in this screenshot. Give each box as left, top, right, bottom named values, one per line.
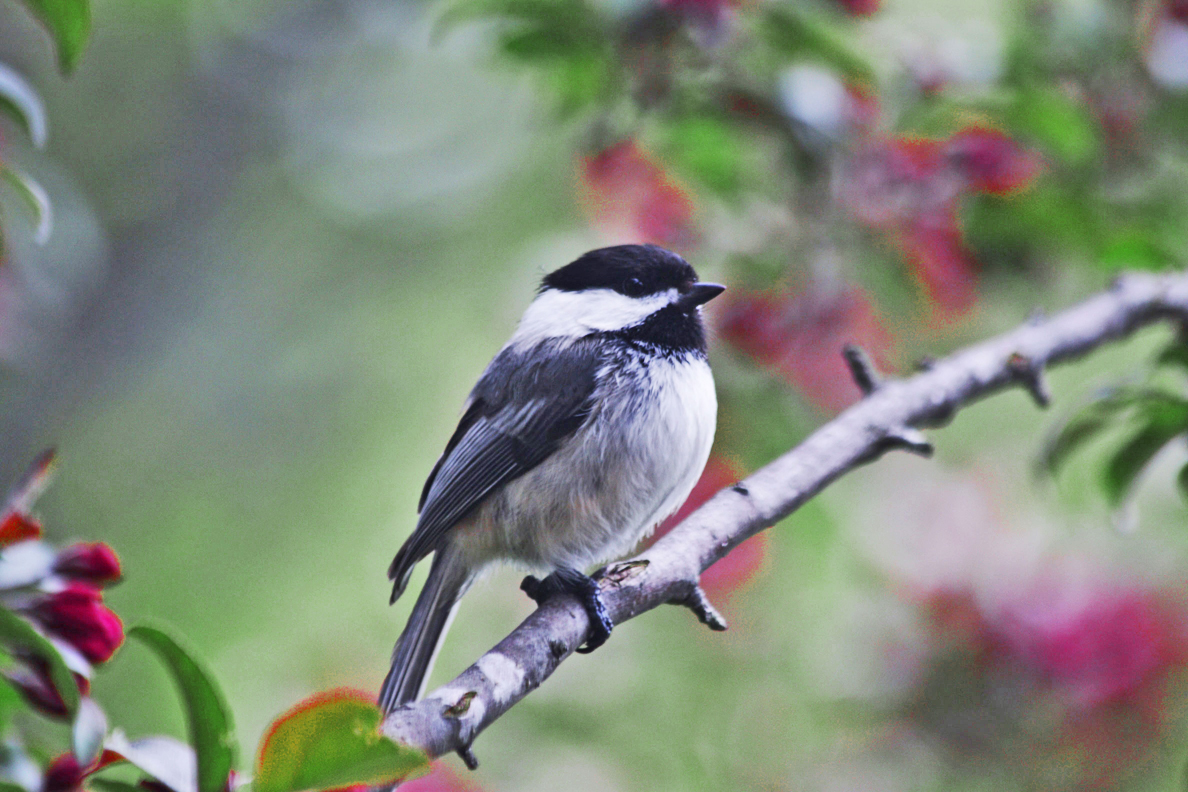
left=1044, top=335, right=1188, bottom=509
left=14, top=0, right=89, bottom=73
left=1, top=0, right=1188, bottom=790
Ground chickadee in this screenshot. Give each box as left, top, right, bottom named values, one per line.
left=380, top=244, right=724, bottom=713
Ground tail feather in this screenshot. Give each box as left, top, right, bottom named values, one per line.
left=380, top=545, right=472, bottom=714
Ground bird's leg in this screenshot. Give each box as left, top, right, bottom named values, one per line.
left=520, top=567, right=613, bottom=653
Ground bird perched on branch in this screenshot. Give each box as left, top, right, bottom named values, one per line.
left=380, top=244, right=723, bottom=713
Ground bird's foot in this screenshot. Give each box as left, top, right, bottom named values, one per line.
left=520, top=568, right=613, bottom=654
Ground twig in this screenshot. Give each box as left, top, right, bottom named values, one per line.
left=382, top=271, right=1188, bottom=764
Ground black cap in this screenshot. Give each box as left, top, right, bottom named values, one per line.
left=542, top=245, right=699, bottom=299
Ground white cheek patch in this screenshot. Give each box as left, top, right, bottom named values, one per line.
left=509, top=288, right=677, bottom=349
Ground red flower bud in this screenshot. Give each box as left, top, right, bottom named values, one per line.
left=5, top=659, right=69, bottom=719
left=44, top=754, right=86, bottom=792
left=0, top=511, right=41, bottom=546
left=140, top=782, right=179, bottom=792
left=29, top=584, right=124, bottom=664
left=53, top=543, right=122, bottom=586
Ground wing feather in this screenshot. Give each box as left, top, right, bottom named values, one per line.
left=388, top=339, right=600, bottom=601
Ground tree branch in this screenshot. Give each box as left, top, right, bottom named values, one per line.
left=381, top=271, right=1188, bottom=763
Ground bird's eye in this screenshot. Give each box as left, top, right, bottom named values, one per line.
left=623, top=277, right=646, bottom=297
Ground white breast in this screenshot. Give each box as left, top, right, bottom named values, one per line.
left=456, top=353, right=718, bottom=572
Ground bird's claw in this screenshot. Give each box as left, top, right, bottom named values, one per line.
left=574, top=587, right=612, bottom=653
left=519, top=574, right=557, bottom=604
left=520, top=569, right=613, bottom=653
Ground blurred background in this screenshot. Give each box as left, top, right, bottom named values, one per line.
left=2, top=0, right=1188, bottom=789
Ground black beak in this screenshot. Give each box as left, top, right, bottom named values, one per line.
left=677, top=282, right=726, bottom=310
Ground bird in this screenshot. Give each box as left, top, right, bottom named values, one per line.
left=380, top=243, right=724, bottom=714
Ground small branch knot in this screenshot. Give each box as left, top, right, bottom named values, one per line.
left=456, top=745, right=480, bottom=771
left=881, top=426, right=934, bottom=458
left=671, top=582, right=728, bottom=631
left=443, top=691, right=477, bottom=718
left=601, top=559, right=649, bottom=586
left=842, top=344, right=882, bottom=396
left=1007, top=352, right=1051, bottom=408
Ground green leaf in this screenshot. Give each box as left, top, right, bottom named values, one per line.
left=1097, top=227, right=1175, bottom=273
left=88, top=781, right=146, bottom=792
left=1041, top=391, right=1143, bottom=474
left=760, top=7, right=874, bottom=85
left=1103, top=402, right=1188, bottom=506
left=436, top=0, right=608, bottom=114
left=0, top=164, right=52, bottom=245
left=16, top=0, right=91, bottom=74
left=255, top=690, right=428, bottom=792
left=500, top=24, right=590, bottom=60
left=1156, top=341, right=1188, bottom=372
left=965, top=181, right=1095, bottom=261
left=549, top=54, right=612, bottom=116
left=656, top=115, right=746, bottom=198
left=0, top=606, right=78, bottom=715
left=129, top=626, right=236, bottom=792
left=1009, top=86, right=1098, bottom=166
left=0, top=66, right=47, bottom=148
left=442, top=0, right=561, bottom=25
left=0, top=677, right=24, bottom=732
left=1042, top=410, right=1113, bottom=474
left=1177, top=463, right=1188, bottom=504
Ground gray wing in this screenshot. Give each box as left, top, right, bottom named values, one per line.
left=387, top=339, right=601, bottom=602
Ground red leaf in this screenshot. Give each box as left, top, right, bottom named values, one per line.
left=835, top=0, right=880, bottom=16
left=896, top=214, right=979, bottom=314
left=946, top=126, right=1042, bottom=196
left=720, top=284, right=895, bottom=411
left=652, top=458, right=768, bottom=597
left=579, top=141, right=696, bottom=248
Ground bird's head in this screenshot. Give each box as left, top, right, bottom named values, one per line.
left=511, top=244, right=725, bottom=348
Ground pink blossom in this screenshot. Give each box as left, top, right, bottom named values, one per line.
left=398, top=762, right=483, bottom=791
left=995, top=588, right=1187, bottom=710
